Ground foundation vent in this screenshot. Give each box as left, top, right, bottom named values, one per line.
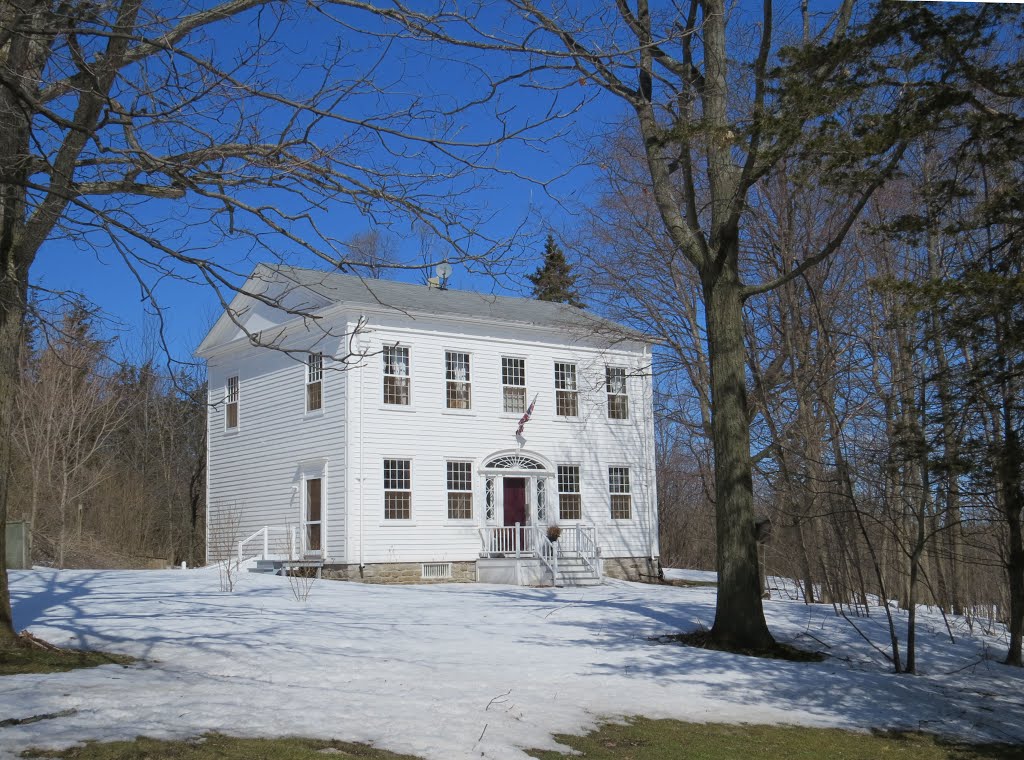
left=421, top=562, right=452, bottom=580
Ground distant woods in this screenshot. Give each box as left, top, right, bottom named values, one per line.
left=9, top=305, right=206, bottom=569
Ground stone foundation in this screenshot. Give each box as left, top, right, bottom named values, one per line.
left=602, top=556, right=660, bottom=583
left=322, top=561, right=477, bottom=584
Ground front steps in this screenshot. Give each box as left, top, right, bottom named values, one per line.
left=554, top=556, right=601, bottom=587
left=249, top=558, right=323, bottom=577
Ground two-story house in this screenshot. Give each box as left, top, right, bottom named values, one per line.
left=197, top=264, right=659, bottom=585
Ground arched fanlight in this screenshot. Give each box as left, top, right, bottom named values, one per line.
left=484, top=454, right=545, bottom=470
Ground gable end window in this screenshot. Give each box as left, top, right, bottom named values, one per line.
left=606, top=366, right=629, bottom=420
left=446, top=461, right=473, bottom=520
left=384, top=459, right=412, bottom=519
left=554, top=362, right=578, bottom=417
left=609, top=467, right=632, bottom=520
left=225, top=376, right=239, bottom=429
left=383, top=345, right=410, bottom=406
left=307, top=353, right=323, bottom=412
left=445, top=351, right=471, bottom=410
left=502, top=357, right=526, bottom=414
left=557, top=465, right=581, bottom=521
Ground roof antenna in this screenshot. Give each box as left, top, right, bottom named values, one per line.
left=435, top=261, right=452, bottom=290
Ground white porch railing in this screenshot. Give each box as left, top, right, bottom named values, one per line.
left=238, top=525, right=319, bottom=563
left=479, top=523, right=600, bottom=585
left=479, top=524, right=536, bottom=557
left=558, top=524, right=602, bottom=580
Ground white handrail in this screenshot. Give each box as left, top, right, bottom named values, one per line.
left=531, top=524, right=559, bottom=586
left=237, top=526, right=296, bottom=562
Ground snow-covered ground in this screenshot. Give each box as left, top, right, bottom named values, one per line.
left=2, top=567, right=1022, bottom=759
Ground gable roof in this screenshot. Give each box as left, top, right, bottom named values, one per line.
left=198, top=264, right=650, bottom=355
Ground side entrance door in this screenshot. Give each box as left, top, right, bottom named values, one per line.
left=304, top=477, right=322, bottom=555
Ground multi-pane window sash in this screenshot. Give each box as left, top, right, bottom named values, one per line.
left=445, top=351, right=471, bottom=410
left=383, top=345, right=410, bottom=405
left=384, top=459, right=411, bottom=519
left=609, top=466, right=632, bottom=520
left=446, top=461, right=473, bottom=520
left=557, top=465, right=581, bottom=521
left=226, top=376, right=239, bottom=429
left=502, top=357, right=526, bottom=413
left=536, top=478, right=547, bottom=522
left=606, top=366, right=629, bottom=419
left=307, top=353, right=323, bottom=412
left=554, top=362, right=578, bottom=417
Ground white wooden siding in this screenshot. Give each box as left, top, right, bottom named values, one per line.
left=206, top=339, right=347, bottom=561
left=344, top=312, right=657, bottom=565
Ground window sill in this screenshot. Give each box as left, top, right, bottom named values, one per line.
left=378, top=405, right=417, bottom=413
left=223, top=428, right=240, bottom=436
left=445, top=520, right=477, bottom=526
left=379, top=521, right=418, bottom=527
left=304, top=409, right=325, bottom=419
left=441, top=409, right=476, bottom=417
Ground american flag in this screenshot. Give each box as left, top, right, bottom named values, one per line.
left=516, top=394, right=538, bottom=436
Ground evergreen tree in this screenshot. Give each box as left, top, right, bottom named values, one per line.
left=527, top=235, right=585, bottom=308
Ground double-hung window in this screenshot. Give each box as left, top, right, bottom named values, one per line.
left=306, top=353, right=323, bottom=412
left=383, top=345, right=410, bottom=405
left=609, top=467, right=632, bottom=519
left=445, top=351, right=471, bottom=409
left=554, top=362, right=578, bottom=417
left=606, top=366, right=629, bottom=419
left=384, top=459, right=411, bottom=519
left=502, top=357, right=526, bottom=413
left=557, top=465, right=581, bottom=521
left=446, top=461, right=473, bottom=520
left=225, top=376, right=239, bottom=429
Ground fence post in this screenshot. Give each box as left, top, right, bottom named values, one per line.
left=515, top=522, right=520, bottom=559
left=263, top=528, right=269, bottom=559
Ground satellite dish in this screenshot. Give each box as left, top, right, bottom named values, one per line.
left=436, top=262, right=453, bottom=279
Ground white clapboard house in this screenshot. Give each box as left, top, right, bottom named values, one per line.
left=197, top=264, right=659, bottom=585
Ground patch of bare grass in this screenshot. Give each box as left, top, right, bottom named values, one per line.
left=527, top=718, right=1024, bottom=760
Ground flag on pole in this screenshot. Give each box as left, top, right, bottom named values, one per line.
left=516, top=394, right=538, bottom=436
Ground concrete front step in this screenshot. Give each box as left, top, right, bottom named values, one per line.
left=554, top=560, right=601, bottom=586
left=250, top=559, right=323, bottom=576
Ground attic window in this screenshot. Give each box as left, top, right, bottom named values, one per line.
left=226, top=376, right=239, bottom=429
left=307, top=353, right=323, bottom=412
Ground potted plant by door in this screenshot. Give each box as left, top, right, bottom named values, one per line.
left=546, top=524, right=562, bottom=543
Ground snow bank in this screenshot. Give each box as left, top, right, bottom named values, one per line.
left=2, top=568, right=1021, bottom=759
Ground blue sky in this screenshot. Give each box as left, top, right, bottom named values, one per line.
left=30, top=2, right=617, bottom=366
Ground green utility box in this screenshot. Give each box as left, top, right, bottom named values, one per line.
left=5, top=521, right=31, bottom=569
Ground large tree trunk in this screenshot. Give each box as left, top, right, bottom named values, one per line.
left=704, top=266, right=775, bottom=651
left=1001, top=394, right=1024, bottom=667
left=0, top=276, right=26, bottom=648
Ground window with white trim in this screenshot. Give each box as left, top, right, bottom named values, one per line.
left=554, top=362, right=578, bottom=417
left=609, top=466, right=632, bottom=519
left=557, top=465, right=581, bottom=521
left=383, top=345, right=410, bottom=405
left=606, top=366, right=629, bottom=419
left=384, top=459, right=411, bottom=519
left=306, top=353, right=323, bottom=412
left=445, top=351, right=471, bottom=409
left=225, top=376, right=239, bottom=429
left=502, top=357, right=526, bottom=413
left=446, top=461, right=473, bottom=520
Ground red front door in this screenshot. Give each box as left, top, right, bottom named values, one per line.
left=503, top=477, right=527, bottom=528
